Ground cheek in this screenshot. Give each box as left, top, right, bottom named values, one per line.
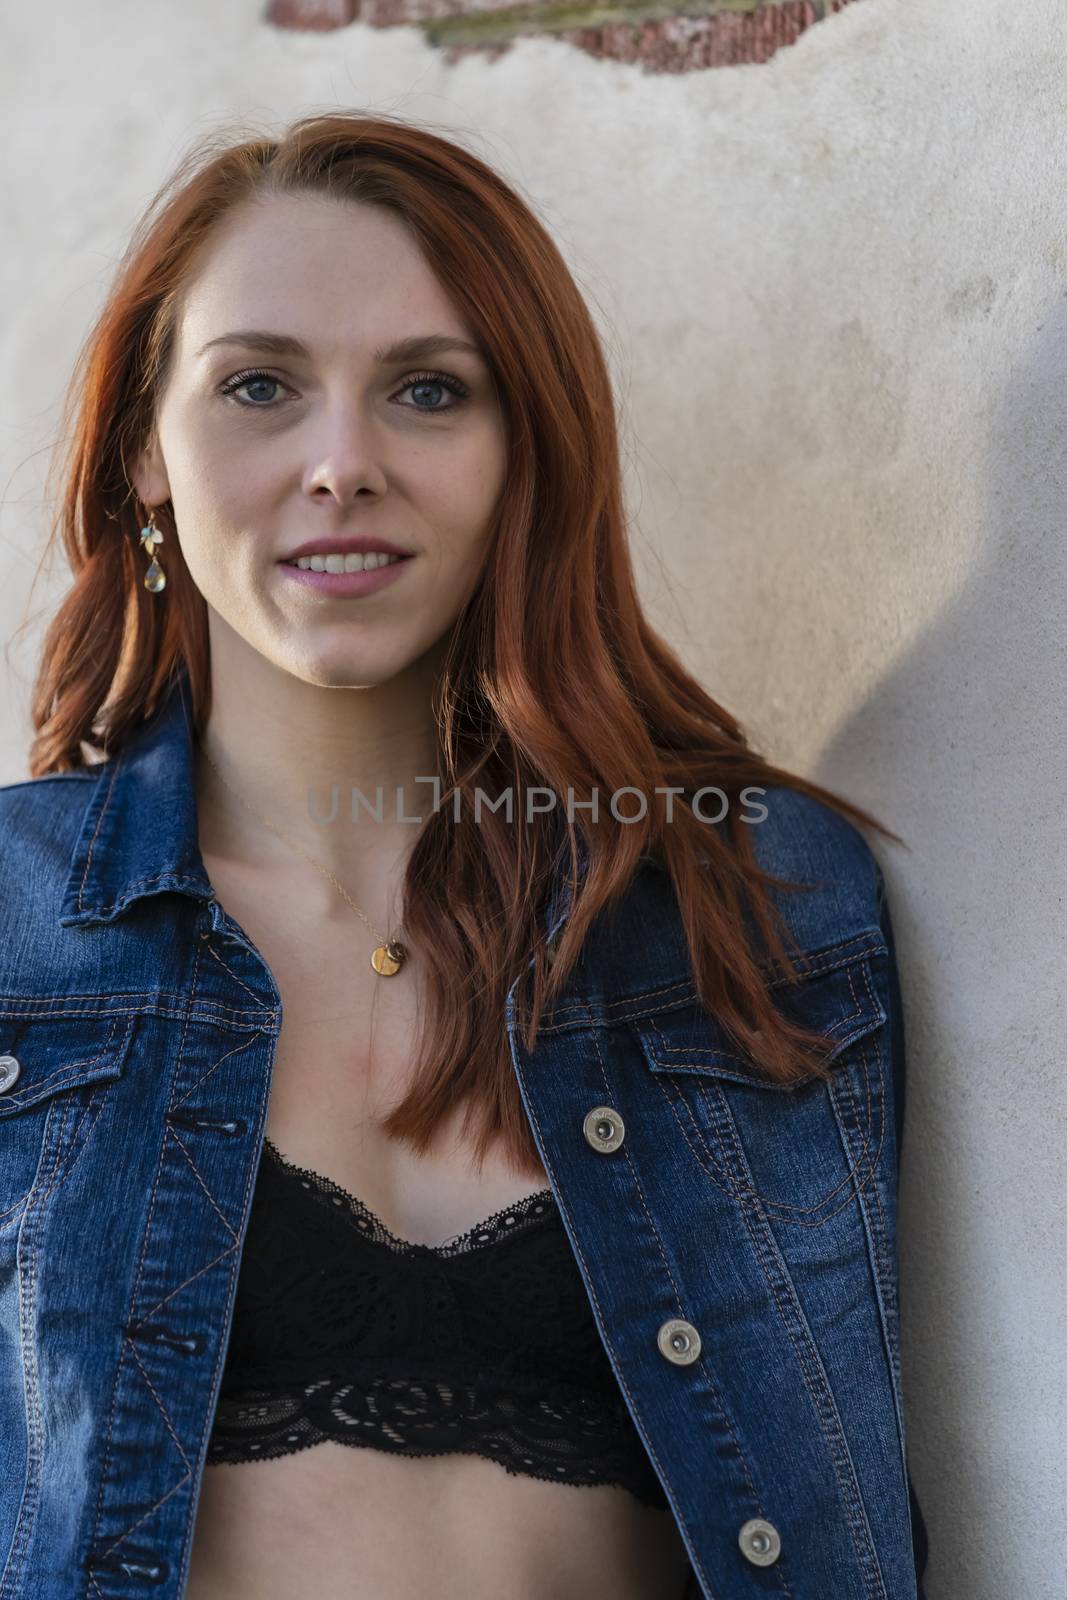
left=389, top=532, right=486, bottom=639
left=164, top=443, right=264, bottom=584
left=431, top=539, right=492, bottom=622
left=430, top=445, right=505, bottom=560
left=433, top=414, right=506, bottom=506
left=167, top=495, right=259, bottom=622
left=429, top=522, right=494, bottom=609
left=163, top=399, right=261, bottom=509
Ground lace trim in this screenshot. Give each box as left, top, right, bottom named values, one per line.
left=206, top=1369, right=670, bottom=1510
left=208, top=1146, right=670, bottom=1511
left=262, top=1137, right=557, bottom=1257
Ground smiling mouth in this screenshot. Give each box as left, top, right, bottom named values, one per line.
left=281, top=553, right=412, bottom=573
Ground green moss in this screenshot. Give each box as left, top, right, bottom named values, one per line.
left=424, top=0, right=831, bottom=47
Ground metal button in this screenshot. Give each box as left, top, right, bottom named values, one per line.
left=582, top=1105, right=625, bottom=1153
left=738, top=1518, right=781, bottom=1566
left=657, top=1317, right=701, bottom=1364
left=0, top=1055, right=21, bottom=1094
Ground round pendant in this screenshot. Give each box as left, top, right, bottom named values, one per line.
left=371, top=941, right=407, bottom=976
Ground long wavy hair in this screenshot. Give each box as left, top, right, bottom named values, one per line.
left=23, top=109, right=906, bottom=1179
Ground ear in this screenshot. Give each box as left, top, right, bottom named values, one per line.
left=129, top=429, right=171, bottom=511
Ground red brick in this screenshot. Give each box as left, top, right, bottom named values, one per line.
left=269, top=0, right=862, bottom=73
left=265, top=0, right=358, bottom=28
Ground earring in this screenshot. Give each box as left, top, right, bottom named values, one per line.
left=140, top=512, right=166, bottom=593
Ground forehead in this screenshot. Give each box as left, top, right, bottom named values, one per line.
left=175, top=192, right=470, bottom=358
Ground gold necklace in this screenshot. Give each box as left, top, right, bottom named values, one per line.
left=198, top=742, right=409, bottom=977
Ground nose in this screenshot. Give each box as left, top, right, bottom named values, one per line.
left=303, top=406, right=389, bottom=505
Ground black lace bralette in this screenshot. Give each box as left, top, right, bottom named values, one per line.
left=206, top=1138, right=668, bottom=1510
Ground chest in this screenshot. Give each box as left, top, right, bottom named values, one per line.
left=202, top=855, right=551, bottom=1250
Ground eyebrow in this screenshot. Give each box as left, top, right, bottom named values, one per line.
left=195, top=330, right=486, bottom=365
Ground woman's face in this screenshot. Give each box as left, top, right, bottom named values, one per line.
left=134, top=191, right=508, bottom=688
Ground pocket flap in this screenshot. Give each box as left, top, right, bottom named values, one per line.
left=634, top=951, right=886, bottom=1091
left=0, top=1011, right=134, bottom=1118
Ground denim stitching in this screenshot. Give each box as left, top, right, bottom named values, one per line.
left=703, top=1040, right=885, bottom=1230
left=87, top=941, right=202, bottom=1571
left=591, top=1015, right=796, bottom=1596
left=173, top=1034, right=262, bottom=1109
left=50, top=1072, right=127, bottom=1197
left=734, top=1153, right=888, bottom=1599
left=200, top=940, right=267, bottom=1007
left=0, top=1022, right=132, bottom=1232
left=631, top=985, right=880, bottom=1217
left=637, top=956, right=883, bottom=1080
left=0, top=1114, right=64, bottom=1592
left=648, top=1027, right=887, bottom=1274
left=537, top=935, right=887, bottom=1033
left=0, top=1016, right=126, bottom=1111
left=91, top=1405, right=191, bottom=1567
left=76, top=752, right=124, bottom=911
left=136, top=1242, right=239, bottom=1327
left=0, top=998, right=273, bottom=1028
left=647, top=1071, right=739, bottom=1198
left=91, top=1467, right=192, bottom=1572
left=125, top=1344, right=192, bottom=1471
left=638, top=959, right=885, bottom=1221
left=22, top=1023, right=134, bottom=1208
left=175, top=1020, right=277, bottom=1596
left=706, top=1027, right=876, bottom=1217
left=588, top=1018, right=683, bottom=1306
left=166, top=1128, right=238, bottom=1241
left=828, top=1041, right=909, bottom=1494
left=92, top=1472, right=192, bottom=1567
left=101, top=868, right=212, bottom=900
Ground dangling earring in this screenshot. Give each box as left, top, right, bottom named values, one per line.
left=140, top=512, right=166, bottom=593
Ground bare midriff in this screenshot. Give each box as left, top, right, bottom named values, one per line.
left=185, top=1443, right=693, bottom=1599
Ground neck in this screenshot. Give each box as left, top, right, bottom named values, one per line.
left=193, top=627, right=445, bottom=914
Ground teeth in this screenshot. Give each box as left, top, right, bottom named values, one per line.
left=292, top=552, right=401, bottom=573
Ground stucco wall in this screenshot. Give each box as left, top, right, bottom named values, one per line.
left=2, top=2, right=1062, bottom=1596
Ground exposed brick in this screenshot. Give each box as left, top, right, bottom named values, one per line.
left=265, top=0, right=358, bottom=28
left=363, top=0, right=535, bottom=19
left=361, top=0, right=472, bottom=25
left=268, top=0, right=864, bottom=72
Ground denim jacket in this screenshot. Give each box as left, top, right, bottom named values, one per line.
left=0, top=668, right=928, bottom=1599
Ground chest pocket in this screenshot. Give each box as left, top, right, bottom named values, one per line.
left=0, top=1010, right=135, bottom=1231
left=631, top=946, right=888, bottom=1222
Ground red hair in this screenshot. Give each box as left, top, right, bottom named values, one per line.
left=24, top=110, right=905, bottom=1179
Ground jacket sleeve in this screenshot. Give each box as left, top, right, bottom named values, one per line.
left=875, top=862, right=931, bottom=1595
left=876, top=865, right=909, bottom=1168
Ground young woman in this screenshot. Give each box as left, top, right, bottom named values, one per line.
left=0, top=112, right=928, bottom=1599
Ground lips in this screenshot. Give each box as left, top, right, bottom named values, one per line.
left=278, top=554, right=413, bottom=597
left=281, top=554, right=409, bottom=567
left=278, top=536, right=414, bottom=562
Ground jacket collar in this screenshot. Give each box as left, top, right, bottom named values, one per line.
left=60, top=666, right=215, bottom=927
left=59, top=666, right=588, bottom=935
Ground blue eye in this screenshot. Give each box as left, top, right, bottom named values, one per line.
left=399, top=372, right=471, bottom=411
left=218, top=368, right=471, bottom=413
left=220, top=371, right=284, bottom=406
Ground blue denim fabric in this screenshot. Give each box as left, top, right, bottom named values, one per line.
left=0, top=667, right=928, bottom=1598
